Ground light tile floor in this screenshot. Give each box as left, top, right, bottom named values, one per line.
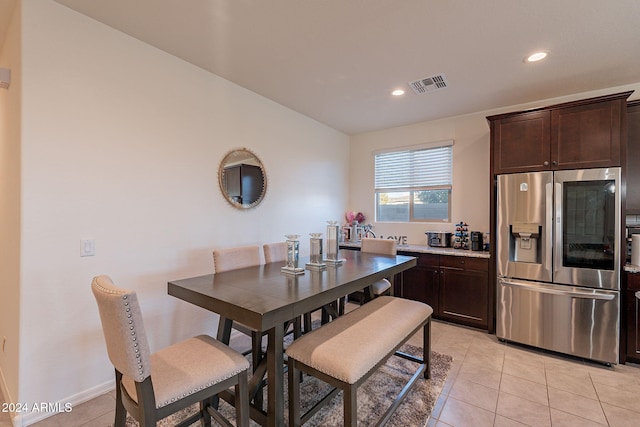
left=3, top=316, right=640, bottom=426
left=426, top=321, right=640, bottom=427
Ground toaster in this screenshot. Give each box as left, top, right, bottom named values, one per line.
left=426, top=232, right=452, bottom=247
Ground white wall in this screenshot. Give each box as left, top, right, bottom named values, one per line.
left=10, top=1, right=349, bottom=425
left=349, top=84, right=640, bottom=246
left=0, top=0, right=21, bottom=411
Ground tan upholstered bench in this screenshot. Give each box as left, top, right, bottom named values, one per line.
left=286, top=296, right=433, bottom=426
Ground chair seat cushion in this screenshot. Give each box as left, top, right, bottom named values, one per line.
left=286, top=296, right=432, bottom=384
left=371, top=278, right=391, bottom=295
left=122, top=335, right=249, bottom=408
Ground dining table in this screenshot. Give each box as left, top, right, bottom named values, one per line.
left=168, top=249, right=417, bottom=427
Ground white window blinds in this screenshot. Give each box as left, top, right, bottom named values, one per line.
left=375, top=144, right=453, bottom=190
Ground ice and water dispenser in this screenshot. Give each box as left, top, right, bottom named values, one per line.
left=510, top=222, right=541, bottom=263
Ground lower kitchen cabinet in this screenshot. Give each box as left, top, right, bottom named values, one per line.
left=399, top=252, right=490, bottom=330
left=401, top=253, right=440, bottom=315
left=626, top=272, right=640, bottom=363
left=440, top=256, right=489, bottom=328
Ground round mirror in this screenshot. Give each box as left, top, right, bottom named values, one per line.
left=218, top=148, right=267, bottom=209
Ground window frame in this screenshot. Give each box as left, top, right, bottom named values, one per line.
left=374, top=142, right=453, bottom=223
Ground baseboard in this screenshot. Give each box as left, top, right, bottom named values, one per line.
left=12, top=380, right=114, bottom=427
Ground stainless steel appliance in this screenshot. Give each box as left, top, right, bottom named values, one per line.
left=426, top=232, right=451, bottom=247
left=496, top=168, right=621, bottom=364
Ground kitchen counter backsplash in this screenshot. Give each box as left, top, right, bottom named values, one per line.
left=340, top=241, right=490, bottom=259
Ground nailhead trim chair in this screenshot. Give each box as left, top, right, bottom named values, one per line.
left=212, top=245, right=265, bottom=375
left=92, top=275, right=250, bottom=427
left=349, top=238, right=396, bottom=304
left=262, top=242, right=287, bottom=264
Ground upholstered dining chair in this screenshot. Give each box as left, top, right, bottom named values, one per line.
left=349, top=238, right=396, bottom=304
left=262, top=241, right=287, bottom=264
left=91, top=275, right=250, bottom=427
left=213, top=245, right=262, bottom=274
left=213, top=245, right=264, bottom=358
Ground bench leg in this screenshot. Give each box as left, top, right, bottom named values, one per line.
left=423, top=317, right=431, bottom=379
left=343, top=383, right=357, bottom=427
left=288, top=359, right=301, bottom=427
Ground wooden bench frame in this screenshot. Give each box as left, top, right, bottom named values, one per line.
left=287, top=298, right=432, bottom=427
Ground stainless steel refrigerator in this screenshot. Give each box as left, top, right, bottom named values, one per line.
left=496, top=167, right=621, bottom=364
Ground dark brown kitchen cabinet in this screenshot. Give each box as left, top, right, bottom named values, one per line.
left=398, top=252, right=489, bottom=330
left=626, top=272, right=640, bottom=364
left=439, top=256, right=489, bottom=329
left=400, top=253, right=440, bottom=315
left=488, top=91, right=632, bottom=175
left=490, top=110, right=551, bottom=174
left=627, top=100, right=640, bottom=214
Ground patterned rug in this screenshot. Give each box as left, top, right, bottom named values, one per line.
left=118, top=343, right=452, bottom=427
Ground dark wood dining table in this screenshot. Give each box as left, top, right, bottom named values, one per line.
left=168, top=249, right=417, bottom=427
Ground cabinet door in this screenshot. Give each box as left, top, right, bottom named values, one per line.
left=440, top=267, right=489, bottom=328
left=551, top=98, right=623, bottom=169
left=490, top=110, right=551, bottom=174
left=402, top=265, right=440, bottom=314
left=627, top=101, right=640, bottom=214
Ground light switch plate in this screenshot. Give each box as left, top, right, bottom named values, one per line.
left=80, top=239, right=95, bottom=257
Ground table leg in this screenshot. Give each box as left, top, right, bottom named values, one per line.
left=216, top=316, right=233, bottom=344
left=267, top=324, right=285, bottom=427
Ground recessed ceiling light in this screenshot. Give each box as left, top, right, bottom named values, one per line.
left=391, top=89, right=405, bottom=96
left=525, top=51, right=549, bottom=63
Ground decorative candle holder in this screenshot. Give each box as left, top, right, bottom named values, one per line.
left=306, top=233, right=326, bottom=271
left=281, top=234, right=305, bottom=275
left=324, top=221, right=345, bottom=265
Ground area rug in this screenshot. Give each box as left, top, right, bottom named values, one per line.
left=118, top=344, right=452, bottom=427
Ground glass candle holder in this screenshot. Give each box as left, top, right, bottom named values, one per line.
left=324, top=221, right=344, bottom=264
left=306, top=233, right=326, bottom=270
left=282, top=234, right=305, bottom=275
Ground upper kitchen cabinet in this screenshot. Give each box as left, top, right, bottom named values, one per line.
left=488, top=91, right=632, bottom=175
left=627, top=100, right=640, bottom=214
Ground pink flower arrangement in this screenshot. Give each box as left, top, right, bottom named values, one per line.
left=345, top=211, right=366, bottom=224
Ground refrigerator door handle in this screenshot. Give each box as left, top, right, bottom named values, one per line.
left=545, top=182, right=553, bottom=277
left=554, top=182, right=563, bottom=276
left=501, top=279, right=616, bottom=301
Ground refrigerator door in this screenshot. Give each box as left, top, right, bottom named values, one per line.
left=497, top=172, right=553, bottom=283
left=553, top=168, right=621, bottom=290
left=497, top=278, right=619, bottom=364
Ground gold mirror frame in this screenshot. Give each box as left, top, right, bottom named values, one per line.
left=218, top=148, right=267, bottom=209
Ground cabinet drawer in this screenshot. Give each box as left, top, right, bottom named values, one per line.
left=399, top=252, right=439, bottom=267
left=440, top=255, right=488, bottom=271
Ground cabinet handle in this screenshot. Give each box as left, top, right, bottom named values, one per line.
left=460, top=260, right=465, bottom=264
left=552, top=160, right=558, bottom=166
left=543, top=161, right=549, bottom=166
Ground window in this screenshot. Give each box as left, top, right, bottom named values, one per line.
left=375, top=142, right=452, bottom=222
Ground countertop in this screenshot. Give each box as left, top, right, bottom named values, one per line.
left=340, top=241, right=491, bottom=259
left=625, top=263, right=640, bottom=273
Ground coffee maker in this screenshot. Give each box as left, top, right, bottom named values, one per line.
left=470, top=231, right=483, bottom=251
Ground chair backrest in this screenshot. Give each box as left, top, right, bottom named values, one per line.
left=361, top=238, right=397, bottom=256
left=213, top=245, right=261, bottom=273
left=91, top=275, right=152, bottom=383
left=263, top=242, right=287, bottom=263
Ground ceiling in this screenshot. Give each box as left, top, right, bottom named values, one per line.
left=5, top=1, right=640, bottom=134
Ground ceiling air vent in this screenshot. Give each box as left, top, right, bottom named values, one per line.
left=409, top=74, right=448, bottom=94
